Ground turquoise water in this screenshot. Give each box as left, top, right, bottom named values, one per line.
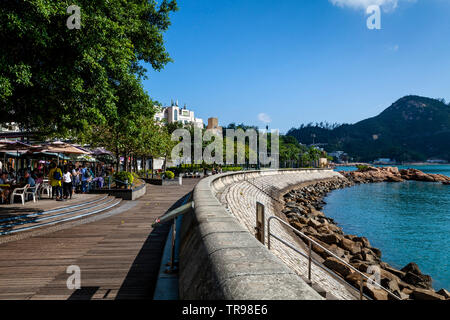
left=326, top=165, right=450, bottom=290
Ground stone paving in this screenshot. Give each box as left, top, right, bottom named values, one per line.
left=213, top=170, right=357, bottom=300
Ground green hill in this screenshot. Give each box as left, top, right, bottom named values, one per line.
left=287, top=96, right=450, bottom=162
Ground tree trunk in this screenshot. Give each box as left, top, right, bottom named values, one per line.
left=151, top=156, right=154, bottom=178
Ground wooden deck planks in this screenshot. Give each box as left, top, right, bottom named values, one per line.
left=0, top=179, right=198, bottom=300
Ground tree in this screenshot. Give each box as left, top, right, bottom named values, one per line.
left=0, top=0, right=178, bottom=137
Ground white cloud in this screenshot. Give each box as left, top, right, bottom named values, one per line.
left=329, top=0, right=415, bottom=12
left=258, top=113, right=272, bottom=124
left=385, top=44, right=400, bottom=51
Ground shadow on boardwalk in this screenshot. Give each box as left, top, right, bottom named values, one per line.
left=115, top=192, right=191, bottom=299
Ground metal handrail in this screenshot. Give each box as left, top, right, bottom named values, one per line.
left=152, top=197, right=194, bottom=273
left=267, top=216, right=401, bottom=300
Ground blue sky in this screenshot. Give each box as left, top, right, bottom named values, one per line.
left=142, top=0, right=450, bottom=133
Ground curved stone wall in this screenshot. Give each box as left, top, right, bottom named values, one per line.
left=179, top=169, right=355, bottom=300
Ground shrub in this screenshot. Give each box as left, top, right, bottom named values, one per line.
left=114, top=171, right=134, bottom=186
left=164, top=170, right=175, bottom=179
left=221, top=166, right=243, bottom=172
left=356, top=165, right=370, bottom=172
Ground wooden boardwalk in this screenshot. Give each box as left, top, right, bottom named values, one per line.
left=0, top=179, right=199, bottom=300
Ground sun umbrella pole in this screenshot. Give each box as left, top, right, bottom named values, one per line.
left=16, top=150, right=18, bottom=179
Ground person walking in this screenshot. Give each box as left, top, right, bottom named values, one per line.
left=63, top=167, right=73, bottom=200
left=80, top=164, right=91, bottom=194
left=72, top=166, right=80, bottom=193
left=49, top=162, right=63, bottom=201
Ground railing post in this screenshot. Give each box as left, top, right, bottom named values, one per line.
left=165, top=217, right=177, bottom=274
left=308, top=240, right=312, bottom=281
left=255, top=202, right=265, bottom=245
left=170, top=217, right=176, bottom=271
left=360, top=274, right=364, bottom=300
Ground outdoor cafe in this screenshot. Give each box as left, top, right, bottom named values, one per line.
left=0, top=140, right=114, bottom=205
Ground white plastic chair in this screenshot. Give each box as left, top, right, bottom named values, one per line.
left=40, top=183, right=52, bottom=199
left=11, top=184, right=30, bottom=205
left=25, top=183, right=40, bottom=203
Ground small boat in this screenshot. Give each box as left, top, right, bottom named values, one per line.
left=443, top=181, right=450, bottom=185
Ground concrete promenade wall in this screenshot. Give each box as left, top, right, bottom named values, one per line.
left=179, top=169, right=333, bottom=300
left=212, top=169, right=356, bottom=300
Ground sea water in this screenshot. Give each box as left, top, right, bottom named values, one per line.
left=326, top=165, right=450, bottom=290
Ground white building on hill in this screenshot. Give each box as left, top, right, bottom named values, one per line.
left=154, top=101, right=204, bottom=129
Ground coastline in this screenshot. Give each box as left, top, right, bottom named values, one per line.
left=280, top=167, right=450, bottom=300
left=333, top=162, right=449, bottom=167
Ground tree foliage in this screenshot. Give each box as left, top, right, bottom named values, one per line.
left=0, top=0, right=178, bottom=137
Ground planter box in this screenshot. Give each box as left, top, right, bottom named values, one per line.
left=90, top=181, right=146, bottom=200
left=143, top=178, right=180, bottom=186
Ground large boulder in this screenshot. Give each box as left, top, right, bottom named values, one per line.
left=403, top=272, right=433, bottom=290
left=292, top=221, right=307, bottom=231
left=344, top=234, right=357, bottom=241
left=301, top=226, right=319, bottom=237
left=364, top=285, right=389, bottom=300
left=380, top=269, right=402, bottom=284
left=345, top=272, right=366, bottom=287
left=324, top=257, right=355, bottom=278
left=351, top=260, right=370, bottom=273
left=400, top=263, right=433, bottom=289
left=309, top=209, right=325, bottom=218
left=369, top=247, right=382, bottom=258
left=387, top=175, right=404, bottom=182
left=317, top=233, right=342, bottom=245
left=383, top=265, right=407, bottom=279
left=401, top=262, right=421, bottom=274
left=361, top=248, right=380, bottom=263
left=327, top=224, right=344, bottom=235
left=354, top=236, right=371, bottom=248
left=437, top=289, right=450, bottom=299
left=385, top=167, right=400, bottom=175
left=307, top=218, right=322, bottom=229
left=297, top=216, right=309, bottom=225
left=328, top=244, right=346, bottom=259
left=412, top=288, right=445, bottom=300
left=310, top=238, right=330, bottom=259
left=381, top=278, right=401, bottom=298
left=341, top=238, right=362, bottom=255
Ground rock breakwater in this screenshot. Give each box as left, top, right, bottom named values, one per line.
left=281, top=169, right=450, bottom=300
left=340, top=166, right=450, bottom=184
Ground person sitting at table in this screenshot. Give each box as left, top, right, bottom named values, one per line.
left=0, top=172, right=9, bottom=184
left=0, top=172, right=11, bottom=204
left=31, top=169, right=39, bottom=180
left=35, top=173, right=44, bottom=185
left=24, top=170, right=35, bottom=188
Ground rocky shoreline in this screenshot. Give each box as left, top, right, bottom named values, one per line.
left=340, top=166, right=450, bottom=184
left=281, top=167, right=450, bottom=300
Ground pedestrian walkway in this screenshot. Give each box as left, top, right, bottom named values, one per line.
left=0, top=179, right=199, bottom=300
